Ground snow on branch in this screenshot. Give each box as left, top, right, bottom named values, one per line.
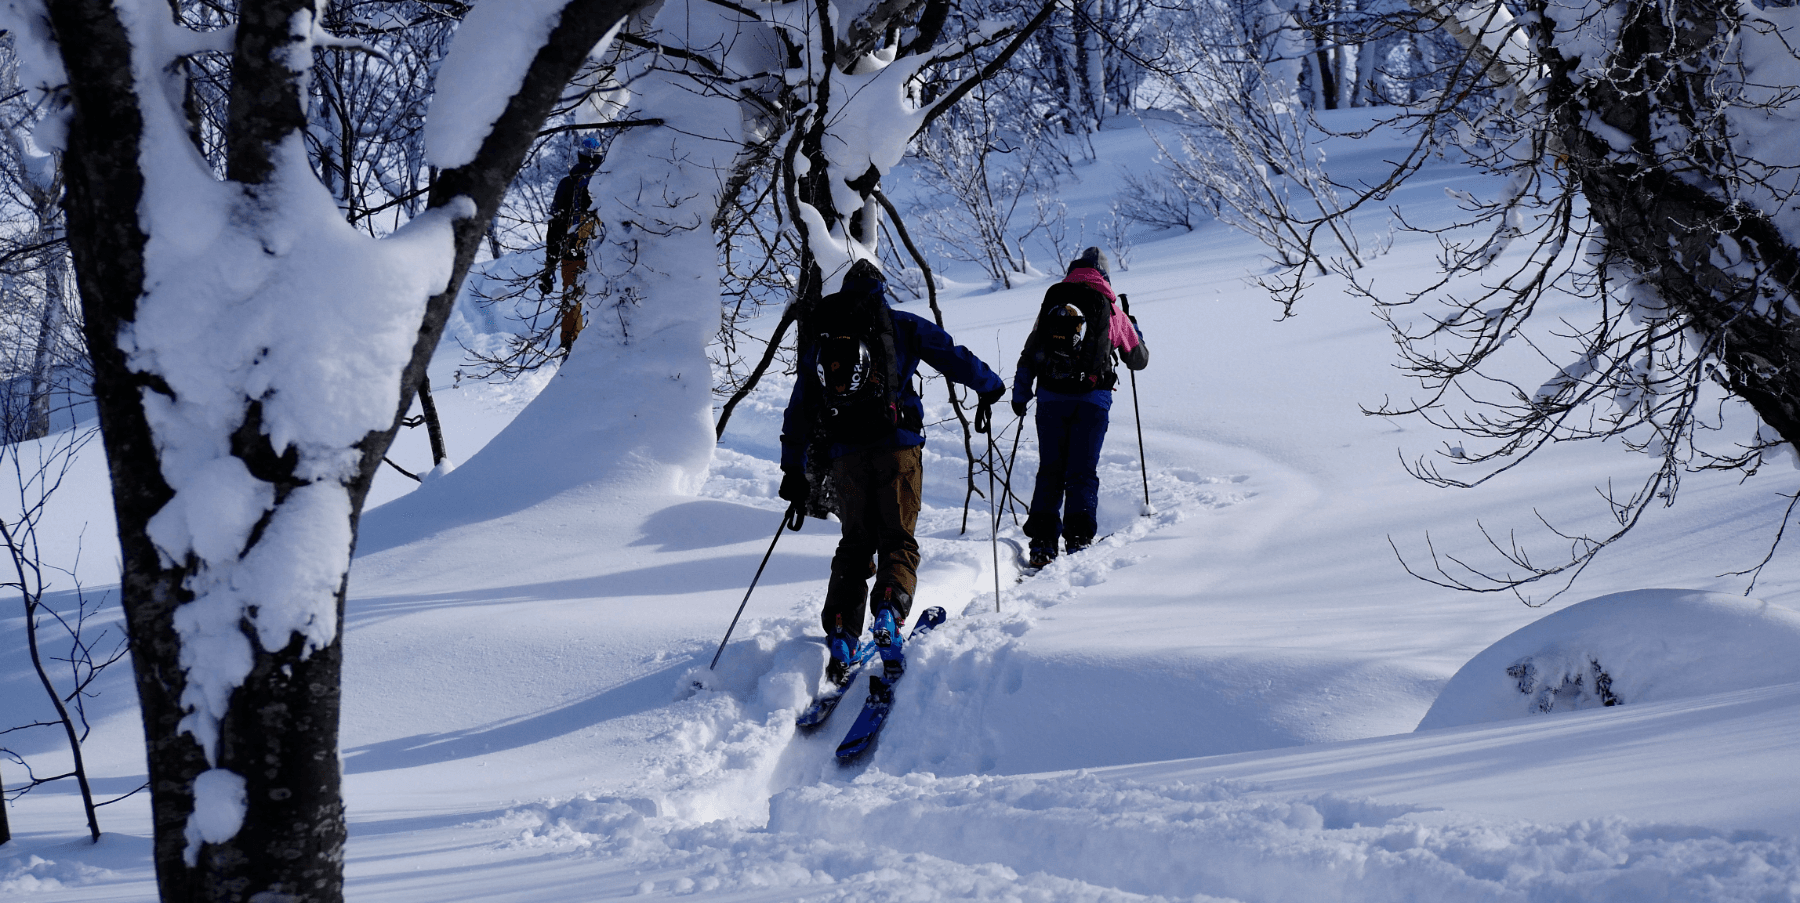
left=1405, top=0, right=1539, bottom=99
left=427, top=0, right=628, bottom=168
left=914, top=2, right=1057, bottom=135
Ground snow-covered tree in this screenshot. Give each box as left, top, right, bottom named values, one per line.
left=1262, top=0, right=1800, bottom=596
left=1118, top=0, right=1368, bottom=300
left=0, top=0, right=653, bottom=899
left=1024, top=0, right=1151, bottom=130
left=459, top=0, right=1054, bottom=497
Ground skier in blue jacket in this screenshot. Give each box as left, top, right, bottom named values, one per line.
left=780, top=260, right=1005, bottom=686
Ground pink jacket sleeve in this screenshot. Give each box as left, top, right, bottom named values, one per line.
left=1108, top=302, right=1139, bottom=352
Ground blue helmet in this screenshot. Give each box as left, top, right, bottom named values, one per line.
left=578, top=133, right=602, bottom=153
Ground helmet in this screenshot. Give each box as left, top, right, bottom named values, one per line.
left=817, top=335, right=873, bottom=396
left=578, top=133, right=602, bottom=153
left=1045, top=304, right=1085, bottom=343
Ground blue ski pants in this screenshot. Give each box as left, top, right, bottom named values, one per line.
left=1025, top=396, right=1109, bottom=549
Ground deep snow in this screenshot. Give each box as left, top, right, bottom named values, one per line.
left=6, top=111, right=1800, bottom=901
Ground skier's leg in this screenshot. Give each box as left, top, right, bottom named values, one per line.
left=868, top=446, right=922, bottom=672
left=1025, top=398, right=1074, bottom=561
left=558, top=259, right=585, bottom=352
left=868, top=445, right=922, bottom=616
left=824, top=450, right=878, bottom=641
left=1062, top=402, right=1111, bottom=551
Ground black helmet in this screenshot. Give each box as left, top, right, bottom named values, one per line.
left=817, top=335, right=874, bottom=395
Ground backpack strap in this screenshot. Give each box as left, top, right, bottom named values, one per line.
left=868, top=296, right=901, bottom=423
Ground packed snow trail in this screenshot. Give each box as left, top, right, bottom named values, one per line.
left=481, top=765, right=1800, bottom=903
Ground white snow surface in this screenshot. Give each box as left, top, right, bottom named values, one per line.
left=6, top=112, right=1800, bottom=901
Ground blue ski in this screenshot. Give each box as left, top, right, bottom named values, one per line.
left=795, top=641, right=880, bottom=731
left=835, top=606, right=946, bottom=760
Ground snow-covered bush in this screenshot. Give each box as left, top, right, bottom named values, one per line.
left=911, top=74, right=1072, bottom=288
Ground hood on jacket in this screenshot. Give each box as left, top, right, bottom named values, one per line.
left=842, top=258, right=887, bottom=298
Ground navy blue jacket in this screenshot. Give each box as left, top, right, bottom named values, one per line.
left=782, top=306, right=1003, bottom=473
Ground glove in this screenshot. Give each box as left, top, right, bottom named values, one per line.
left=778, top=471, right=809, bottom=504
left=1012, top=400, right=1029, bottom=419
left=978, top=385, right=1006, bottom=406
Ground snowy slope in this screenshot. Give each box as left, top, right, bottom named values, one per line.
left=6, top=111, right=1800, bottom=902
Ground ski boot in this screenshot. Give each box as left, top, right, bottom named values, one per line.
left=1028, top=543, right=1058, bottom=569
left=1064, top=534, right=1093, bottom=556
left=869, top=586, right=911, bottom=680
left=825, top=629, right=859, bottom=688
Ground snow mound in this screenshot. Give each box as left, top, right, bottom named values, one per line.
left=0, top=846, right=125, bottom=895
left=1418, top=589, right=1800, bottom=730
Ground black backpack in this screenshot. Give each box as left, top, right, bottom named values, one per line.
left=803, top=286, right=918, bottom=445
left=1029, top=281, right=1115, bottom=393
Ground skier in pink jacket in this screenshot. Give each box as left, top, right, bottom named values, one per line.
left=1010, top=247, right=1148, bottom=568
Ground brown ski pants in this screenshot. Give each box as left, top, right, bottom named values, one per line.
left=821, top=445, right=922, bottom=638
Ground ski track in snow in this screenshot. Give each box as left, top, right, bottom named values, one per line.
left=446, top=451, right=1800, bottom=902
left=495, top=773, right=1800, bottom=902
left=665, top=440, right=1249, bottom=799
left=437, top=444, right=1287, bottom=899
left=11, top=300, right=1800, bottom=903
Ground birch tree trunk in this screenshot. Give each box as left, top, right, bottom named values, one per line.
left=24, top=222, right=66, bottom=441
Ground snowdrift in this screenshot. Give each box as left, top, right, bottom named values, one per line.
left=1418, top=588, right=1800, bottom=730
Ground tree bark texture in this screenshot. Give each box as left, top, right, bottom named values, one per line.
left=45, top=0, right=191, bottom=883
left=418, top=374, right=447, bottom=466
left=44, top=0, right=654, bottom=898
left=1543, top=0, right=1800, bottom=448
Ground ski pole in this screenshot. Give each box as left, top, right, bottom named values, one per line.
left=1120, top=293, right=1152, bottom=515
left=709, top=503, right=806, bottom=670
left=1002, top=413, right=1026, bottom=521
left=987, top=431, right=1001, bottom=613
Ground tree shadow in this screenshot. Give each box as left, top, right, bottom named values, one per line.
left=340, top=660, right=692, bottom=775
left=627, top=499, right=799, bottom=552
left=344, top=548, right=830, bottom=628
left=0, top=586, right=138, bottom=756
